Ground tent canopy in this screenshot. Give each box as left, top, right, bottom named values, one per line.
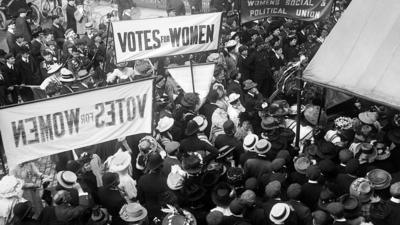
left=303, top=0, right=400, bottom=110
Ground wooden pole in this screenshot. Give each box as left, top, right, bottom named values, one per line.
left=189, top=60, right=196, bottom=93
left=102, top=15, right=112, bottom=75
left=295, top=70, right=303, bottom=148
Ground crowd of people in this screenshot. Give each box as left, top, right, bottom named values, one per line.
left=2, top=0, right=400, bottom=225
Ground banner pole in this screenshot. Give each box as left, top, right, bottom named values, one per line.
left=317, top=88, right=327, bottom=125
left=103, top=16, right=112, bottom=75
left=295, top=70, right=303, bottom=149
left=189, top=59, right=196, bottom=93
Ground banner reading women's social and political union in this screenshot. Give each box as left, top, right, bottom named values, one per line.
left=0, top=79, right=153, bottom=168
left=241, top=0, right=334, bottom=24
left=112, top=13, right=222, bottom=63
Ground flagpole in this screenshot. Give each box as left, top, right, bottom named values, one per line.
left=295, top=70, right=303, bottom=149
left=189, top=59, right=196, bottom=93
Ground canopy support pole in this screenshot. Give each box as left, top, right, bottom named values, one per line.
left=295, top=70, right=303, bottom=149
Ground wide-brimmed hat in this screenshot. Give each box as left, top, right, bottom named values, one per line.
left=47, top=63, right=62, bottom=74
left=225, top=40, right=237, bottom=48
left=162, top=210, right=197, bottom=225
left=366, top=169, right=392, bottom=190
left=304, top=105, right=327, bottom=126
left=101, top=172, right=119, bottom=188
left=211, top=182, right=234, bottom=207
left=0, top=175, right=24, bottom=199
left=358, top=111, right=378, bottom=125
left=108, top=151, right=132, bottom=172
left=56, top=171, right=77, bottom=189
left=316, top=141, right=337, bottom=160
left=167, top=171, right=185, bottom=190
left=181, top=93, right=199, bottom=108
left=185, top=183, right=207, bottom=202
left=138, top=136, right=158, bottom=153
left=349, top=178, right=373, bottom=203
left=334, top=117, right=353, bottom=130
left=13, top=201, right=33, bottom=221
left=59, top=68, right=75, bottom=82
left=206, top=53, right=221, bottom=63
left=182, top=154, right=203, bottom=174
left=268, top=100, right=290, bottom=117
left=356, top=143, right=377, bottom=163
left=388, top=128, right=400, bottom=144
left=294, top=157, right=311, bottom=174
left=373, top=142, right=391, bottom=161
left=243, top=79, right=257, bottom=90
left=261, top=116, right=280, bottom=130
left=192, top=115, right=208, bottom=132
left=164, top=141, right=180, bottom=154
left=185, top=120, right=200, bottom=136
left=243, top=133, right=259, bottom=151
left=91, top=207, right=109, bottom=225
left=269, top=203, right=291, bottom=224
left=228, top=93, right=240, bottom=103
left=77, top=69, right=92, bottom=81
left=119, top=203, right=147, bottom=222
left=288, top=104, right=305, bottom=115
left=226, top=167, right=244, bottom=186
left=157, top=116, right=175, bottom=133
left=254, top=139, right=272, bottom=155
left=339, top=194, right=360, bottom=219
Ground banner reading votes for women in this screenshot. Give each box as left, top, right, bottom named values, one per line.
left=112, top=13, right=222, bottom=63
left=241, top=0, right=334, bottom=24
left=0, top=79, right=153, bottom=168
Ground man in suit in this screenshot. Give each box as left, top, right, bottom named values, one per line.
left=301, top=165, right=324, bottom=211
left=166, top=0, right=186, bottom=16
left=237, top=45, right=251, bottom=81
left=51, top=15, right=66, bottom=49
left=6, top=21, right=16, bottom=53
left=10, top=33, right=29, bottom=57
left=66, top=0, right=77, bottom=33
left=30, top=28, right=45, bottom=64
left=215, top=120, right=243, bottom=165
left=381, top=182, right=400, bottom=225
left=1, top=53, right=19, bottom=104
left=15, top=46, right=42, bottom=85
left=286, top=183, right=312, bottom=225
left=335, top=159, right=359, bottom=195
left=15, top=8, right=32, bottom=42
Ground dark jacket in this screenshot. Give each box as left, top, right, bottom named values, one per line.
left=6, top=31, right=16, bottom=52
left=15, top=55, right=42, bottom=85
left=199, top=102, right=219, bottom=136
left=98, top=187, right=127, bottom=225
left=30, top=39, right=43, bottom=63
left=383, top=200, right=400, bottom=225
left=15, top=16, right=32, bottom=42
left=52, top=24, right=66, bottom=49
left=66, top=4, right=77, bottom=32
left=300, top=182, right=323, bottom=211
left=237, top=54, right=251, bottom=81
left=335, top=173, right=357, bottom=196
left=288, top=200, right=312, bottom=225
left=180, top=135, right=219, bottom=162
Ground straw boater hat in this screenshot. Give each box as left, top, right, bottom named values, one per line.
left=59, top=68, right=75, bottom=82
left=254, top=139, right=272, bottom=155
left=56, top=171, right=77, bottom=189
left=225, top=40, right=237, bottom=48
left=243, top=133, right=259, bottom=151
left=269, top=203, right=291, bottom=224
left=47, top=63, right=62, bottom=75
left=0, top=175, right=24, bottom=199
left=156, top=116, right=175, bottom=133
left=108, top=151, right=132, bottom=172
left=77, top=69, right=92, bottom=81
left=192, top=115, right=208, bottom=132
left=228, top=93, right=240, bottom=104
left=119, top=203, right=148, bottom=222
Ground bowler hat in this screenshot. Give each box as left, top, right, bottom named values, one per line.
left=182, top=154, right=203, bottom=174
left=306, top=165, right=321, bottom=181
left=339, top=194, right=360, bottom=219
left=265, top=180, right=281, bottom=198
left=318, top=188, right=336, bottom=211
left=339, top=149, right=353, bottom=164
left=326, top=202, right=344, bottom=218
left=287, top=183, right=302, bottom=200
left=316, top=141, right=337, bottom=160
left=261, top=117, right=280, bottom=131
left=18, top=8, right=27, bottom=14
left=102, top=172, right=119, bottom=188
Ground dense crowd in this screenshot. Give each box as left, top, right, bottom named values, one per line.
left=2, top=0, right=400, bottom=225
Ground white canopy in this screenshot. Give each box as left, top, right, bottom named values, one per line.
left=303, top=0, right=400, bottom=110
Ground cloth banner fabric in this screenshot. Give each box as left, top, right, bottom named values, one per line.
left=0, top=79, right=154, bottom=168
left=241, top=0, right=334, bottom=24
left=303, top=0, right=400, bottom=110
left=167, top=63, right=215, bottom=105
left=112, top=13, right=222, bottom=63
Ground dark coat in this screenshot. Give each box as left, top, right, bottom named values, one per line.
left=382, top=200, right=400, bottom=225
left=161, top=156, right=180, bottom=178
left=15, top=55, right=42, bottom=85
left=1, top=63, right=20, bottom=87
left=214, top=134, right=244, bottom=164
left=15, top=16, right=32, bottom=42
left=247, top=49, right=272, bottom=80
left=52, top=24, right=66, bottom=49
left=98, top=187, right=127, bottom=225
left=30, top=39, right=43, bottom=63
left=237, top=54, right=252, bottom=81
left=226, top=80, right=245, bottom=105
left=66, top=4, right=77, bottom=32
left=243, top=206, right=267, bottom=225
left=335, top=173, right=357, bottom=196
left=288, top=200, right=312, bottom=225
left=300, top=182, right=323, bottom=211
left=199, top=102, right=219, bottom=136
left=6, top=31, right=16, bottom=52
left=180, top=135, right=219, bottom=162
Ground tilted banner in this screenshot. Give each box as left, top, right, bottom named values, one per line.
left=241, top=0, right=334, bottom=24
left=0, top=79, right=153, bottom=168
left=113, top=13, right=222, bottom=63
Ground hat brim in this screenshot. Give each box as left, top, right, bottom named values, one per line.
left=198, top=120, right=208, bottom=132
left=59, top=77, right=75, bottom=83
left=120, top=206, right=147, bottom=222
left=255, top=142, right=272, bottom=155
left=109, top=155, right=132, bottom=172
left=243, top=83, right=257, bottom=90
left=56, top=171, right=75, bottom=189
left=217, top=146, right=236, bottom=160
left=156, top=119, right=174, bottom=133
left=77, top=73, right=92, bottom=81
left=269, top=204, right=291, bottom=224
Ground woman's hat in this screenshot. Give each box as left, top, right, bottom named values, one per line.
left=182, top=154, right=203, bottom=174
left=156, top=116, right=175, bottom=133
left=138, top=136, right=158, bottom=153
left=294, top=157, right=311, bottom=174
left=228, top=93, right=240, bottom=103
left=0, top=175, right=24, bottom=199
left=91, top=207, right=109, bottom=225
left=164, top=141, right=180, bottom=154
left=268, top=100, right=290, bottom=117
left=334, top=117, right=353, bottom=130
left=167, top=171, right=185, bottom=190
left=242, top=79, right=257, bottom=90
left=211, top=182, right=235, bottom=207
left=185, top=120, right=200, bottom=136
left=225, top=40, right=238, bottom=48
left=77, top=69, right=92, bottom=81
left=192, top=115, right=208, bottom=132
left=162, top=210, right=197, bottom=225
left=181, top=93, right=199, bottom=108
left=358, top=111, right=378, bottom=125
left=373, top=142, right=391, bottom=161
left=47, top=63, right=62, bottom=74
left=56, top=171, right=77, bottom=189
left=288, top=104, right=305, bottom=115
left=207, top=53, right=221, bottom=63
left=304, top=105, right=327, bottom=126
left=102, top=172, right=119, bottom=188
left=243, top=133, right=259, bottom=151
left=108, top=151, right=132, bottom=172
left=59, top=68, right=75, bottom=82
left=349, top=178, right=374, bottom=203
left=254, top=139, right=272, bottom=155
left=366, top=169, right=392, bottom=190
left=119, top=203, right=147, bottom=222
left=261, top=116, right=280, bottom=131
left=356, top=143, right=377, bottom=162
left=269, top=203, right=291, bottom=224
left=13, top=201, right=32, bottom=221
left=339, top=194, right=360, bottom=219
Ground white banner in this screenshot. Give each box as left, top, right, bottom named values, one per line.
left=0, top=79, right=154, bottom=168
left=112, top=13, right=222, bottom=63
left=167, top=63, right=215, bottom=105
